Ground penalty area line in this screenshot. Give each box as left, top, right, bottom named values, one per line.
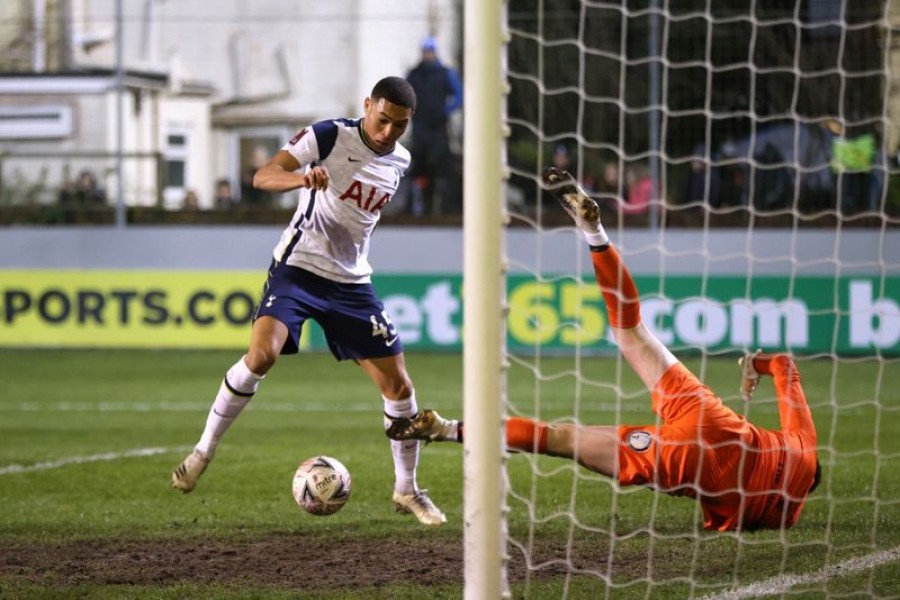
left=706, top=544, right=900, bottom=599
left=0, top=446, right=191, bottom=476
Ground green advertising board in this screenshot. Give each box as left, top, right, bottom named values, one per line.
left=318, top=274, right=899, bottom=355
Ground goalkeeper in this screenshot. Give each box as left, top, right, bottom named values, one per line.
left=388, top=166, right=821, bottom=531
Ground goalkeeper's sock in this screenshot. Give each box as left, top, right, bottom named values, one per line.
left=581, top=223, right=609, bottom=248
left=196, top=356, right=264, bottom=458
left=384, top=395, right=420, bottom=496
left=452, top=419, right=548, bottom=454
left=589, top=244, right=641, bottom=329
left=506, top=417, right=549, bottom=454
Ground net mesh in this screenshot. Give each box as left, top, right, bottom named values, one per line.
left=502, top=1, right=900, bottom=597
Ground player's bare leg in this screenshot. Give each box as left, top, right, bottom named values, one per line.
left=358, top=353, right=447, bottom=526
left=544, top=423, right=619, bottom=477
left=543, top=166, right=677, bottom=392
left=171, top=316, right=284, bottom=493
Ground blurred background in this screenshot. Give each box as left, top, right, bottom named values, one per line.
left=0, top=0, right=897, bottom=357
left=1, top=0, right=898, bottom=227
left=0, top=0, right=463, bottom=224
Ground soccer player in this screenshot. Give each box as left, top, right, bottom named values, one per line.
left=389, top=166, right=820, bottom=531
left=171, top=77, right=446, bottom=526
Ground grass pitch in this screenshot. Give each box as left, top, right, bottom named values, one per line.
left=1, top=349, right=899, bottom=598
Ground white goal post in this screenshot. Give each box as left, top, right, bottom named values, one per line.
left=463, top=0, right=899, bottom=598
left=462, top=0, right=508, bottom=598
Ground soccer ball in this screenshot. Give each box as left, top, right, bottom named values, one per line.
left=291, top=456, right=352, bottom=516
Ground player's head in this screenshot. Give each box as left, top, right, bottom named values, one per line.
left=370, top=76, right=416, bottom=112
left=421, top=36, right=438, bottom=61
left=362, top=77, right=416, bottom=154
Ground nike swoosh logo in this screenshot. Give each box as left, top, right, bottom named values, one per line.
left=385, top=336, right=400, bottom=347
left=348, top=157, right=362, bottom=162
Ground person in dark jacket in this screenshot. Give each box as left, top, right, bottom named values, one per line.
left=405, top=36, right=463, bottom=216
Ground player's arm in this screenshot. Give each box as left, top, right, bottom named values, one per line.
left=252, top=150, right=329, bottom=192
left=753, top=353, right=816, bottom=439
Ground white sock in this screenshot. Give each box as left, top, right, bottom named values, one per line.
left=383, top=394, right=419, bottom=496
left=582, top=223, right=610, bottom=247
left=196, top=356, right=264, bottom=458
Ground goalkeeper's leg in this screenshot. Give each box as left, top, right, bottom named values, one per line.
left=590, top=244, right=677, bottom=391
left=543, top=166, right=677, bottom=392
left=396, top=410, right=618, bottom=477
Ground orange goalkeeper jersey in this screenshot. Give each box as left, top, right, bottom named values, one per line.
left=617, top=356, right=818, bottom=531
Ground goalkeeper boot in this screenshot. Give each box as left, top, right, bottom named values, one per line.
left=392, top=489, right=447, bottom=526
left=738, top=349, right=762, bottom=401
left=542, top=166, right=601, bottom=233
left=171, top=448, right=211, bottom=493
left=385, top=409, right=457, bottom=442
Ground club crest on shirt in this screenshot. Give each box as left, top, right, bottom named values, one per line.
left=626, top=431, right=653, bottom=452
left=288, top=128, right=308, bottom=145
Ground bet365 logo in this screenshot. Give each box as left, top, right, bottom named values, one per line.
left=370, top=310, right=399, bottom=347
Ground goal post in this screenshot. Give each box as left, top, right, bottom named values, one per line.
left=462, top=0, right=508, bottom=598
left=462, top=0, right=900, bottom=597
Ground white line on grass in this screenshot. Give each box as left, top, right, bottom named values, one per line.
left=0, top=401, right=646, bottom=413
left=1, top=401, right=380, bottom=413
left=0, top=446, right=190, bottom=476
left=706, top=545, right=900, bottom=599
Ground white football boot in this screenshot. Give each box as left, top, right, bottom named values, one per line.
left=392, top=489, right=447, bottom=526
left=171, top=449, right=211, bottom=493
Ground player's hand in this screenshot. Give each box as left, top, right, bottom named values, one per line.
left=303, top=166, right=330, bottom=190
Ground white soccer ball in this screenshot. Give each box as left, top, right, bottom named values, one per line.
left=291, top=456, right=352, bottom=516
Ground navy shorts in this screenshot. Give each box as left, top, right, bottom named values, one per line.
left=254, top=260, right=404, bottom=361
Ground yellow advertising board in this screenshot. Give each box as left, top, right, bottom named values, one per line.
left=0, top=270, right=267, bottom=348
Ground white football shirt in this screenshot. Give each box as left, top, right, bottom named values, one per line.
left=272, top=118, right=409, bottom=283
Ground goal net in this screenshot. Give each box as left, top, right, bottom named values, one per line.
left=466, top=0, right=900, bottom=597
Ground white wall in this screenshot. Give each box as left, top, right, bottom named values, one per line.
left=74, top=0, right=460, bottom=119
left=3, top=227, right=897, bottom=277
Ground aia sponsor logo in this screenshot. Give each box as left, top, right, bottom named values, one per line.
left=339, top=181, right=392, bottom=212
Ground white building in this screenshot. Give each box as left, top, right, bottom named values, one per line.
left=0, top=0, right=461, bottom=209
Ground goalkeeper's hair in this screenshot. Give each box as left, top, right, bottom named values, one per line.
left=371, top=77, right=417, bottom=113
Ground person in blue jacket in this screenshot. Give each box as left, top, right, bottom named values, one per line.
left=405, top=36, right=463, bottom=216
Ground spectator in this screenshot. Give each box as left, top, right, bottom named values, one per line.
left=405, top=36, right=463, bottom=216
left=684, top=157, right=713, bottom=205
left=595, top=161, right=627, bottom=213
left=59, top=169, right=107, bottom=206
left=752, top=143, right=793, bottom=211
left=214, top=178, right=238, bottom=210
left=829, top=119, right=881, bottom=216
left=622, top=162, right=652, bottom=215
left=183, top=189, right=200, bottom=211
left=551, top=143, right=572, bottom=172
left=241, top=146, right=277, bottom=207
